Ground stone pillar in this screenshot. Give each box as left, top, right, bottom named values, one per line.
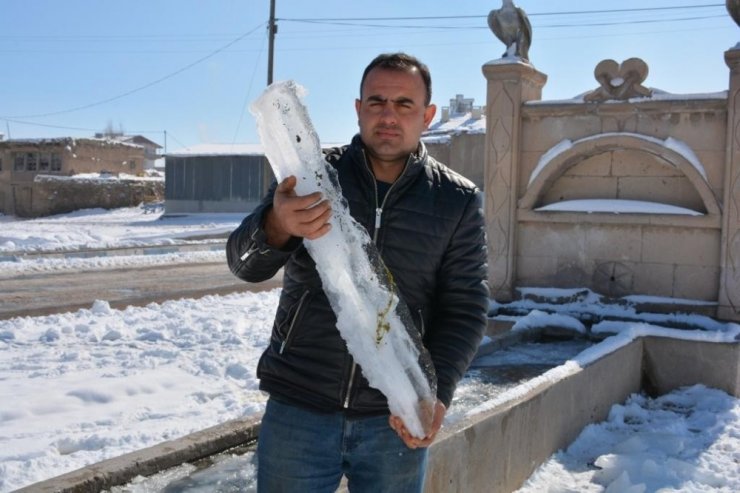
left=720, top=49, right=740, bottom=321
left=482, top=61, right=546, bottom=301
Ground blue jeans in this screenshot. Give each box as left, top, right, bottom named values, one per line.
left=257, top=398, right=428, bottom=493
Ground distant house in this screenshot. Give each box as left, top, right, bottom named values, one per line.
left=164, top=143, right=273, bottom=214
left=0, top=137, right=151, bottom=216
left=95, top=133, right=162, bottom=170
left=422, top=94, right=486, bottom=189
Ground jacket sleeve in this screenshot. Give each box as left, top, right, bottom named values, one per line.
left=426, top=189, right=489, bottom=408
left=226, top=180, right=303, bottom=282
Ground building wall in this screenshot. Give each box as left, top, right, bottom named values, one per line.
left=0, top=152, right=10, bottom=214
left=65, top=140, right=145, bottom=175
left=164, top=154, right=273, bottom=214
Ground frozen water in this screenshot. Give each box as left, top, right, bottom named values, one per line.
left=250, top=80, right=436, bottom=437
left=108, top=451, right=257, bottom=493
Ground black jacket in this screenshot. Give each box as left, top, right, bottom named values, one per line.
left=226, top=135, right=488, bottom=414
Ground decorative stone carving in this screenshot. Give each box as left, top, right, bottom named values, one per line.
left=727, top=0, right=740, bottom=28
left=583, top=58, right=653, bottom=102
left=488, top=0, right=532, bottom=61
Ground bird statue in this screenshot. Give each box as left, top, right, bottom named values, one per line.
left=728, top=0, right=740, bottom=28
left=488, top=0, right=532, bottom=61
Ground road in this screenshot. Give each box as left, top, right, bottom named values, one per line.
left=0, top=261, right=282, bottom=320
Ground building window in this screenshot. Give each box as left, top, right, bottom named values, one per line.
left=9, top=151, right=62, bottom=172
left=39, top=153, right=51, bottom=171
left=129, top=159, right=136, bottom=170
left=51, top=153, right=62, bottom=171
left=0, top=157, right=3, bottom=172
left=26, top=152, right=37, bottom=171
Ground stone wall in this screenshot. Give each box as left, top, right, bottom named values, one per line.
left=425, top=132, right=486, bottom=189
left=12, top=176, right=163, bottom=218
left=482, top=56, right=739, bottom=321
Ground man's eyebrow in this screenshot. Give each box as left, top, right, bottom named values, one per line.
left=365, top=95, right=417, bottom=104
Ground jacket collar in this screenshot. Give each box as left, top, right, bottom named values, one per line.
left=349, top=134, right=427, bottom=189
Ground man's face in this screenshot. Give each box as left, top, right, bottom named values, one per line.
left=355, top=67, right=436, bottom=166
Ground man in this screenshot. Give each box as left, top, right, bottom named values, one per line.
left=227, top=52, right=488, bottom=492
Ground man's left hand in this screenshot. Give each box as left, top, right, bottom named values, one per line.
left=389, top=400, right=446, bottom=449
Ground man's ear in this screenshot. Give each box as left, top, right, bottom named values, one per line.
left=423, top=104, right=437, bottom=128
left=355, top=98, right=361, bottom=117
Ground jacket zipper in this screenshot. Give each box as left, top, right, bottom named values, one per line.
left=369, top=154, right=410, bottom=243
left=239, top=228, right=267, bottom=261
left=279, top=290, right=310, bottom=355
left=343, top=151, right=412, bottom=409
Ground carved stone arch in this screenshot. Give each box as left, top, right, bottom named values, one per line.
left=519, top=133, right=721, bottom=216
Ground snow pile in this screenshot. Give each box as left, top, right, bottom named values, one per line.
left=250, top=80, right=437, bottom=438
left=517, top=385, right=739, bottom=492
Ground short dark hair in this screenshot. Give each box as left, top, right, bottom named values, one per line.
left=360, top=53, right=433, bottom=106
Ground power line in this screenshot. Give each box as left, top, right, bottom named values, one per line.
left=0, top=2, right=728, bottom=135
left=233, top=29, right=268, bottom=144
left=0, top=23, right=265, bottom=120
left=1, top=117, right=165, bottom=137
left=535, top=14, right=725, bottom=29
left=277, top=4, right=724, bottom=22
left=0, top=33, right=256, bottom=41
left=284, top=14, right=725, bottom=31
left=165, top=131, right=188, bottom=150
left=0, top=119, right=100, bottom=132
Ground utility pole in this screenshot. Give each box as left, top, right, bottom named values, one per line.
left=267, top=0, right=277, bottom=85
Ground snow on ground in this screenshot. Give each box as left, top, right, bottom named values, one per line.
left=0, top=250, right=225, bottom=278
left=0, top=207, right=739, bottom=492
left=0, top=205, right=241, bottom=254
left=0, top=292, right=278, bottom=492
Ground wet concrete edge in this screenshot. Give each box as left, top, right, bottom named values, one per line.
left=13, top=414, right=261, bottom=493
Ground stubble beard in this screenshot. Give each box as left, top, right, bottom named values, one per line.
left=365, top=125, right=414, bottom=167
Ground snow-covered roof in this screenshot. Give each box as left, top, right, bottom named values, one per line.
left=0, top=137, right=143, bottom=149
left=166, top=141, right=349, bottom=157
left=422, top=111, right=486, bottom=144
left=118, top=135, right=162, bottom=149
left=166, top=143, right=266, bottom=157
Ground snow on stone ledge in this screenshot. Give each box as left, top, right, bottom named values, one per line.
left=535, top=199, right=703, bottom=216
left=527, top=89, right=728, bottom=105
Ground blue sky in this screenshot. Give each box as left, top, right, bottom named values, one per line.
left=0, top=1, right=735, bottom=151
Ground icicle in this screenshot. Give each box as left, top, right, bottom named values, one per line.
left=250, top=80, right=437, bottom=438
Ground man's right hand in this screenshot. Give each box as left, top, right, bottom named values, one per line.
left=264, top=175, right=332, bottom=248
